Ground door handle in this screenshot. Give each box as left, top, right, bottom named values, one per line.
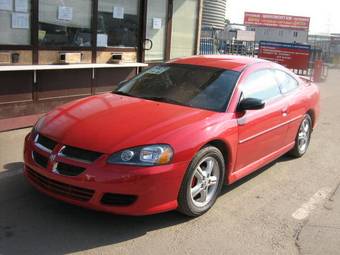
left=281, top=109, right=288, bottom=117
left=143, top=39, right=153, bottom=51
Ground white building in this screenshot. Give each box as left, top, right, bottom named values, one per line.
left=244, top=12, right=310, bottom=44
left=247, top=26, right=308, bottom=44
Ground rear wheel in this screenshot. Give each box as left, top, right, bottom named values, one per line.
left=178, top=146, right=225, bottom=217
left=289, top=114, right=312, bottom=157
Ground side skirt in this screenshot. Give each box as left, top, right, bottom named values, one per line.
left=228, top=142, right=295, bottom=184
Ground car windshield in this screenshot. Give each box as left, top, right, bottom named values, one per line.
left=113, top=64, right=240, bottom=112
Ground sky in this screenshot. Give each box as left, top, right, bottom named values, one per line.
left=226, top=0, right=340, bottom=34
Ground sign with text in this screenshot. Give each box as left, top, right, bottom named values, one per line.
left=12, top=12, right=29, bottom=29
left=15, top=0, right=28, bottom=12
left=0, top=0, right=12, bottom=11
left=259, top=41, right=311, bottom=70
left=113, top=6, right=124, bottom=19
left=244, top=12, right=310, bottom=31
left=58, top=6, right=73, bottom=21
left=152, top=18, right=162, bottom=30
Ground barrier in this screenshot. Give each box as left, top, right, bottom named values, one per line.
left=200, top=38, right=217, bottom=55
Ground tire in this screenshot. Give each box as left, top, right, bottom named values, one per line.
left=289, top=114, right=312, bottom=158
left=177, top=146, right=225, bottom=217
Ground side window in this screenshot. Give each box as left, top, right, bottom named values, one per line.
left=275, top=70, right=299, bottom=94
left=242, top=70, right=281, bottom=101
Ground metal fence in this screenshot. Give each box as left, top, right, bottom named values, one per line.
left=199, top=36, right=330, bottom=81
left=200, top=37, right=256, bottom=56
left=200, top=37, right=218, bottom=55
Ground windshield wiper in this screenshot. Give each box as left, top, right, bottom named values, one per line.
left=141, top=96, right=185, bottom=106
left=112, top=91, right=132, bottom=96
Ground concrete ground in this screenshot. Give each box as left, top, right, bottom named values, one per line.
left=0, top=70, right=340, bottom=255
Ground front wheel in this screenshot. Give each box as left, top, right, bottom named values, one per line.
left=289, top=114, right=312, bottom=157
left=177, top=146, right=225, bottom=217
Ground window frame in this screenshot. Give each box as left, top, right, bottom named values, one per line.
left=0, top=0, right=140, bottom=63
left=96, top=0, right=142, bottom=51
left=0, top=0, right=35, bottom=50
left=239, top=68, right=283, bottom=103
left=37, top=0, right=93, bottom=49
left=0, top=0, right=202, bottom=64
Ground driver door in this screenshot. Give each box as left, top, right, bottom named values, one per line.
left=234, top=69, right=289, bottom=171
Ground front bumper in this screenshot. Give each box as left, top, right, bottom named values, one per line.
left=23, top=133, right=190, bottom=216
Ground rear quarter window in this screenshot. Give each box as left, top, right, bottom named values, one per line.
left=274, top=70, right=299, bottom=94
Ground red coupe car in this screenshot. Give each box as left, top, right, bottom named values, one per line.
left=23, top=55, right=320, bottom=217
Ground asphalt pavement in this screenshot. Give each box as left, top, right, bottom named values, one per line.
left=0, top=70, right=340, bottom=255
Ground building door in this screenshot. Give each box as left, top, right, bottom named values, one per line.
left=144, top=0, right=168, bottom=63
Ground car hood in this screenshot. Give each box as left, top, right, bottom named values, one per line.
left=39, top=93, right=216, bottom=154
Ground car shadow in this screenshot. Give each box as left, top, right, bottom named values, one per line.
left=0, top=163, right=191, bottom=255
left=3, top=162, right=24, bottom=170
left=0, top=155, right=295, bottom=254
left=220, top=154, right=295, bottom=194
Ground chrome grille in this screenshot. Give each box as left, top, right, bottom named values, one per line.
left=59, top=145, right=103, bottom=163
left=32, top=133, right=103, bottom=177
left=34, top=134, right=57, bottom=152
left=53, top=162, right=86, bottom=177
left=32, top=151, right=49, bottom=168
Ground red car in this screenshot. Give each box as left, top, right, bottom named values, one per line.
left=23, top=55, right=320, bottom=217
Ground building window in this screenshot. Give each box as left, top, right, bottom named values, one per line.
left=279, top=30, right=284, bottom=37
left=38, top=0, right=92, bottom=47
left=171, top=0, right=198, bottom=58
left=97, top=0, right=139, bottom=48
left=250, top=27, right=256, bottom=32
left=293, top=31, right=298, bottom=38
left=0, top=1, right=31, bottom=45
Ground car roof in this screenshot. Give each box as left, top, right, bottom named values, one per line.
left=170, top=55, right=269, bottom=72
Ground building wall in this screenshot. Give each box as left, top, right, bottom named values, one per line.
left=247, top=26, right=308, bottom=44
left=217, top=24, right=246, bottom=41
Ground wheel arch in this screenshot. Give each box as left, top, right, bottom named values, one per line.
left=306, top=109, right=316, bottom=128
left=202, top=139, right=234, bottom=184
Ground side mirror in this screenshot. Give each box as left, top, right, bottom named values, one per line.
left=238, top=98, right=265, bottom=111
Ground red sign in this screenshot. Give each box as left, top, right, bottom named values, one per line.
left=259, top=41, right=311, bottom=70
left=244, top=12, right=310, bottom=31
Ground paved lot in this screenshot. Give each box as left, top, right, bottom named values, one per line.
left=1, top=70, right=340, bottom=255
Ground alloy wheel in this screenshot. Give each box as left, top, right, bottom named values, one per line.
left=298, top=117, right=311, bottom=153
left=190, top=156, right=220, bottom=208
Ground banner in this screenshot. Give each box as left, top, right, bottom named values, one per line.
left=259, top=41, right=311, bottom=70
left=244, top=12, right=310, bottom=31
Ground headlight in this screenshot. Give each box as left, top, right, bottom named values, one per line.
left=107, top=144, right=174, bottom=166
